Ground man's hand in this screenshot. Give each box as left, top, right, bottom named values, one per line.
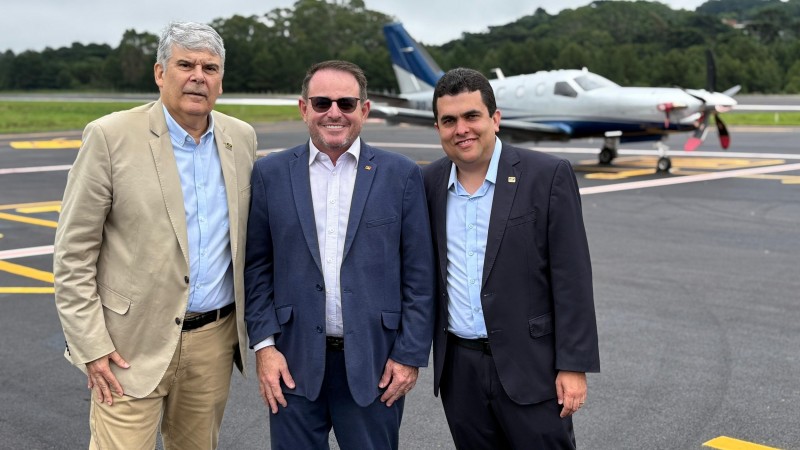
left=378, top=358, right=418, bottom=407
left=86, top=351, right=130, bottom=406
left=255, top=346, right=295, bottom=414
left=556, top=370, right=587, bottom=418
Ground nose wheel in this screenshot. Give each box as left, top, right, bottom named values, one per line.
left=655, top=141, right=672, bottom=173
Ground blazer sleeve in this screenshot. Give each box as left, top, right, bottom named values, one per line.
left=244, top=164, right=281, bottom=347
left=549, top=160, right=600, bottom=373
left=53, top=121, right=116, bottom=365
left=389, top=163, right=436, bottom=367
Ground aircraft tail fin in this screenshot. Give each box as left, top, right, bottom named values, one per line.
left=383, top=23, right=445, bottom=95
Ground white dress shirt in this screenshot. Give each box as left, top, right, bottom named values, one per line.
left=253, top=138, right=360, bottom=351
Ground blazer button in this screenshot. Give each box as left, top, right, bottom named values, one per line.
left=315, top=326, right=323, bottom=333
left=315, top=284, right=323, bottom=291
left=184, top=276, right=190, bottom=284
left=175, top=317, right=182, bottom=326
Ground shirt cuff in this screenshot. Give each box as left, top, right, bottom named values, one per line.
left=253, top=336, right=275, bottom=352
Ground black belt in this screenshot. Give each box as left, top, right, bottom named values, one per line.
left=449, top=333, right=491, bottom=355
left=182, top=303, right=235, bottom=331
left=326, top=336, right=344, bottom=351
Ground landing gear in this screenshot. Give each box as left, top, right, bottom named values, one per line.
left=655, top=141, right=671, bottom=173
left=598, top=136, right=619, bottom=165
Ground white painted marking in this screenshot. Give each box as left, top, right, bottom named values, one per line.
left=0, top=165, right=72, bottom=175
left=0, top=245, right=54, bottom=260
left=580, top=163, right=800, bottom=195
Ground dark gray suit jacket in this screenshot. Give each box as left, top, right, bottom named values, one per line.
left=423, top=142, right=600, bottom=405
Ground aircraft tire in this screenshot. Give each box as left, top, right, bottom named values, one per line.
left=657, top=157, right=672, bottom=172
left=599, top=148, right=614, bottom=165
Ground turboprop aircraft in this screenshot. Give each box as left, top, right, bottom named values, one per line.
left=372, top=22, right=740, bottom=172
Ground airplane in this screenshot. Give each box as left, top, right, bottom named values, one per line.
left=371, top=22, right=740, bottom=172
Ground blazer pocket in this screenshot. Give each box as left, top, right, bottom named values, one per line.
left=367, top=215, right=398, bottom=228
left=276, top=305, right=293, bottom=325
left=508, top=209, right=536, bottom=227
left=381, top=311, right=401, bottom=330
left=239, top=184, right=251, bottom=200
left=96, top=283, right=132, bottom=315
left=528, top=312, right=553, bottom=338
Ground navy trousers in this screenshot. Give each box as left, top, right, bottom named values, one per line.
left=269, top=349, right=404, bottom=450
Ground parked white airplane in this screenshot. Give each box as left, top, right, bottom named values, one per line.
left=372, top=23, right=740, bottom=172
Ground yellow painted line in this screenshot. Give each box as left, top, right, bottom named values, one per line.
left=0, top=287, right=55, bottom=294
left=0, top=212, right=58, bottom=228
left=10, top=139, right=82, bottom=149
left=585, top=169, right=655, bottom=180
left=0, top=260, right=55, bottom=283
left=16, top=204, right=61, bottom=214
left=0, top=201, right=61, bottom=211
left=703, top=436, right=782, bottom=450
left=741, top=174, right=800, bottom=185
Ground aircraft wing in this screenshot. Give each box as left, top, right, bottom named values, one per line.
left=370, top=105, right=571, bottom=142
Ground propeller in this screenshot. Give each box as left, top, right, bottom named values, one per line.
left=683, top=50, right=736, bottom=151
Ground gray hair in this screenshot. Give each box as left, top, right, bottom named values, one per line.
left=156, top=22, right=225, bottom=73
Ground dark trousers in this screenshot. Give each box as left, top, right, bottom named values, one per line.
left=269, top=349, right=404, bottom=450
left=441, top=337, right=576, bottom=450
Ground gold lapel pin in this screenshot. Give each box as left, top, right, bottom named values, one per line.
left=225, top=142, right=232, bottom=150
left=508, top=176, right=516, bottom=183
left=364, top=165, right=372, bottom=171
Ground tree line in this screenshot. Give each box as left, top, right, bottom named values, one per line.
left=2, top=0, right=800, bottom=94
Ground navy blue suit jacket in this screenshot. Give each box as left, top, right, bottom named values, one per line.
left=245, top=141, right=435, bottom=407
left=423, top=143, right=600, bottom=405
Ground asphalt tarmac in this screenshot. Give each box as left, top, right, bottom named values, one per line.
left=1, top=120, right=799, bottom=449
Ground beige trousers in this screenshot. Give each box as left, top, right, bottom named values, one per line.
left=88, top=312, right=238, bottom=450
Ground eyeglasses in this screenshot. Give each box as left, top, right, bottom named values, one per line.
left=308, top=96, right=361, bottom=114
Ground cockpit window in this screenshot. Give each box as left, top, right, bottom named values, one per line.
left=573, top=74, right=618, bottom=91
left=554, top=81, right=578, bottom=98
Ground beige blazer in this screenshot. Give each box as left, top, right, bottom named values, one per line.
left=53, top=100, right=256, bottom=398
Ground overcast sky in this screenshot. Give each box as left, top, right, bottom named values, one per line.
left=2, top=0, right=707, bottom=54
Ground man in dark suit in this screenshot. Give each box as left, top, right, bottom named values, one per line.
left=423, top=67, right=600, bottom=449
left=244, top=60, right=435, bottom=450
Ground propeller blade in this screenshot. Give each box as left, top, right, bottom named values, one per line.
left=715, top=113, right=731, bottom=149
left=684, top=112, right=709, bottom=151
left=706, top=49, right=717, bottom=93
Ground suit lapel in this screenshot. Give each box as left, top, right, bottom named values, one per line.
left=213, top=118, right=239, bottom=260
left=482, top=145, right=520, bottom=288
left=148, top=100, right=189, bottom=266
left=343, top=142, right=376, bottom=260
left=432, top=160, right=451, bottom=287
left=289, top=144, right=323, bottom=272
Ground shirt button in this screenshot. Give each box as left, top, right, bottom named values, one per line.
left=473, top=307, right=480, bottom=313
left=329, top=199, right=335, bottom=204
left=468, top=251, right=474, bottom=256
left=468, top=224, right=474, bottom=229
left=328, top=228, right=334, bottom=234
left=469, top=279, right=475, bottom=284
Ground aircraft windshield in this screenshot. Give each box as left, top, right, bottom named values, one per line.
left=573, top=74, right=618, bottom=91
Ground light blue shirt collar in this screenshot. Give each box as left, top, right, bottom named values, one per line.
left=447, top=137, right=502, bottom=190
left=163, top=105, right=215, bottom=149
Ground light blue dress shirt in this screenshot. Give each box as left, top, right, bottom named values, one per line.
left=445, top=138, right=503, bottom=339
left=164, top=107, right=233, bottom=314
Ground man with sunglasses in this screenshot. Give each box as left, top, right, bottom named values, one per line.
left=244, top=60, right=435, bottom=450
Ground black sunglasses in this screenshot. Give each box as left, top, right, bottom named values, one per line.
left=308, top=96, right=361, bottom=114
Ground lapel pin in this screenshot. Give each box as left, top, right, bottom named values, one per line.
left=225, top=142, right=232, bottom=150
left=508, top=176, right=516, bottom=183
left=364, top=165, right=372, bottom=171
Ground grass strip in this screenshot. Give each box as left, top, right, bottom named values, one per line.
left=0, top=101, right=300, bottom=134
